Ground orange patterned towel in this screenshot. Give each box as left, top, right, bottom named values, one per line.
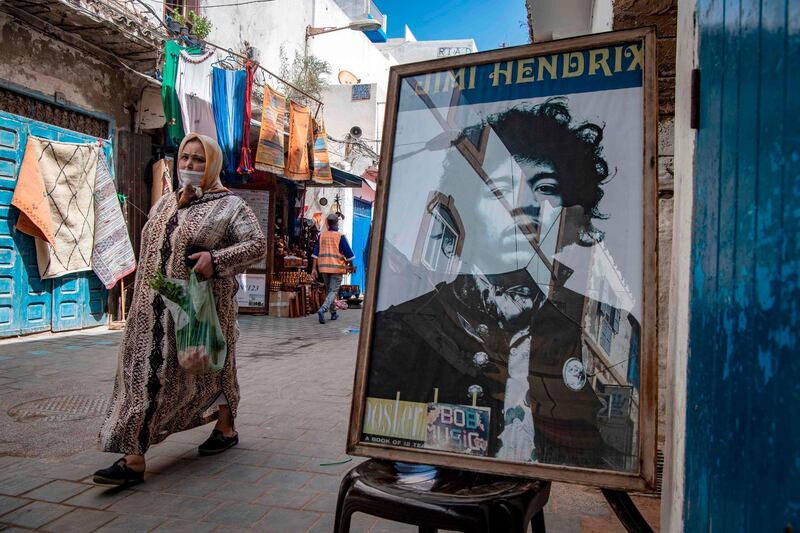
left=254, top=85, right=287, bottom=175
left=12, top=140, right=55, bottom=247
left=285, top=101, right=312, bottom=181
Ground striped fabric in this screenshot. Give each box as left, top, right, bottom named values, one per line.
left=254, top=85, right=287, bottom=175
left=92, top=153, right=136, bottom=289
left=285, top=101, right=312, bottom=181
left=318, top=231, right=347, bottom=274
left=312, top=119, right=332, bottom=184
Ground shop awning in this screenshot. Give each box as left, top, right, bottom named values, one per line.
left=314, top=167, right=361, bottom=188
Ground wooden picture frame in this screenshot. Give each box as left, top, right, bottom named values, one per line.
left=347, top=28, right=658, bottom=491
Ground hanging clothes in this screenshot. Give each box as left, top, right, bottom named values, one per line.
left=150, top=158, right=173, bottom=207
left=161, top=40, right=202, bottom=147
left=12, top=140, right=56, bottom=247
left=254, top=85, right=287, bottom=175
left=312, top=119, right=333, bottom=184
left=176, top=49, right=218, bottom=139
left=211, top=67, right=246, bottom=179
left=237, top=61, right=256, bottom=174
left=286, top=101, right=312, bottom=181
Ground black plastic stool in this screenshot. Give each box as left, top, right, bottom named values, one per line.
left=334, top=459, right=551, bottom=533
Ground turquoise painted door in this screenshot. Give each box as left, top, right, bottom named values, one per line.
left=352, top=198, right=372, bottom=293
left=0, top=111, right=110, bottom=336
left=685, top=0, right=799, bottom=529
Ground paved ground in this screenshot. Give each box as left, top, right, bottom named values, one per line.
left=0, top=310, right=659, bottom=532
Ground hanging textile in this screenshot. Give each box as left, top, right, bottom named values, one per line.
left=176, top=49, right=218, bottom=139
left=237, top=61, right=256, bottom=174
left=92, top=154, right=136, bottom=289
left=161, top=40, right=202, bottom=147
left=286, top=101, right=312, bottom=181
left=150, top=158, right=173, bottom=207
left=254, top=85, right=287, bottom=175
left=312, top=119, right=333, bottom=184
left=12, top=140, right=56, bottom=247
left=211, top=67, right=246, bottom=178
left=14, top=136, right=99, bottom=279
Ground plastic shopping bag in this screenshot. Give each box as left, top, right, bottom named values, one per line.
left=149, top=271, right=227, bottom=374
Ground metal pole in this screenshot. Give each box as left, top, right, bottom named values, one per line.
left=200, top=39, right=324, bottom=108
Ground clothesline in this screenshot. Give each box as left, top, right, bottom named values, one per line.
left=197, top=39, right=324, bottom=118
left=122, top=0, right=323, bottom=116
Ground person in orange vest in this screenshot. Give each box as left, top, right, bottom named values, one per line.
left=311, top=213, right=355, bottom=324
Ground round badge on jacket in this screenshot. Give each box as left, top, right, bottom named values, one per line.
left=562, top=357, right=587, bottom=391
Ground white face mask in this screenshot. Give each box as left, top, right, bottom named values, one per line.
left=179, top=169, right=204, bottom=189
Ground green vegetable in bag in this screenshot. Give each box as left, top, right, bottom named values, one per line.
left=148, top=271, right=227, bottom=374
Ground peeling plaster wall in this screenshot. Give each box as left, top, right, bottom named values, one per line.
left=0, top=12, right=148, bottom=132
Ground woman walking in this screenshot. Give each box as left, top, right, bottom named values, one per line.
left=94, top=133, right=266, bottom=485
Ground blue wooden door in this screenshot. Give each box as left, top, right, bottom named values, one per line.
left=0, top=111, right=110, bottom=336
left=0, top=114, right=52, bottom=336
left=352, top=198, right=372, bottom=293
left=685, top=0, right=799, bottom=529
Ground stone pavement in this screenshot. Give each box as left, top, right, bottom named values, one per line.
left=0, top=310, right=659, bottom=532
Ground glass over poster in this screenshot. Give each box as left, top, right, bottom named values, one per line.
left=349, top=29, right=658, bottom=490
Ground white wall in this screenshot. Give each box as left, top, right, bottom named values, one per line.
left=590, top=0, right=614, bottom=33
left=526, top=0, right=593, bottom=40
left=200, top=0, right=391, bottom=93
left=661, top=0, right=697, bottom=530
left=310, top=0, right=394, bottom=96
left=320, top=83, right=378, bottom=176
left=376, top=38, right=478, bottom=65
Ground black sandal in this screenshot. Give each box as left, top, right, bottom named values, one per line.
left=93, top=458, right=145, bottom=486
left=198, top=429, right=239, bottom=456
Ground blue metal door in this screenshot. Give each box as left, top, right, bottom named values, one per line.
left=685, top=0, right=799, bottom=529
left=352, top=198, right=372, bottom=294
left=0, top=111, right=110, bottom=336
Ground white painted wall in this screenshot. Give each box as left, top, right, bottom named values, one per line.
left=320, top=83, right=378, bottom=176
left=375, top=37, right=477, bottom=64
left=526, top=0, right=593, bottom=40
left=198, top=0, right=391, bottom=94
left=661, top=0, right=697, bottom=530
left=590, top=0, right=614, bottom=33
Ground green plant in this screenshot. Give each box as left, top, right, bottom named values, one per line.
left=171, top=8, right=213, bottom=40
left=279, top=46, right=331, bottom=106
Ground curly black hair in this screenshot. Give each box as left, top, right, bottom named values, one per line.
left=451, top=97, right=610, bottom=244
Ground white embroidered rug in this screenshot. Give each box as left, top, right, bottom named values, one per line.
left=92, top=154, right=136, bottom=289
left=29, top=137, right=99, bottom=279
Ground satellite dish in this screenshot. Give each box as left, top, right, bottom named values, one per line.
left=350, top=126, right=363, bottom=138
left=338, top=70, right=359, bottom=85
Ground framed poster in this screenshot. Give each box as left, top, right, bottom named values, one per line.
left=348, top=28, right=658, bottom=490
left=231, top=187, right=274, bottom=314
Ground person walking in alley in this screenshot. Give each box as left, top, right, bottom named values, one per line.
left=311, top=213, right=355, bottom=324
left=93, top=133, right=267, bottom=486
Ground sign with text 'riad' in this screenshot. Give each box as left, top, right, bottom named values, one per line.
left=348, top=29, right=659, bottom=491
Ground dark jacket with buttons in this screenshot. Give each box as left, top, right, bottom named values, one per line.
left=365, top=272, right=629, bottom=469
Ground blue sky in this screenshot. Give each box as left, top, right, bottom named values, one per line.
left=373, top=0, right=530, bottom=52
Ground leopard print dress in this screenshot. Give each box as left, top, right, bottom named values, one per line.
left=99, top=191, right=266, bottom=455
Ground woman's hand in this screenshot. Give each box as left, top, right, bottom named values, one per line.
left=189, top=251, right=213, bottom=279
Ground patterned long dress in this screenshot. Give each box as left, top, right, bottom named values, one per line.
left=99, top=191, right=266, bottom=455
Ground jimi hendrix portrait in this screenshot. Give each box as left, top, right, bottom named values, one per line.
left=363, top=91, right=643, bottom=472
